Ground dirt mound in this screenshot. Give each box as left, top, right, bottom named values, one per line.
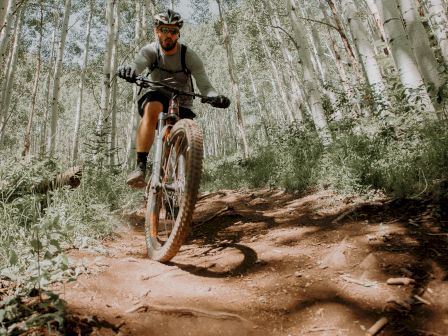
left=59, top=189, right=448, bottom=335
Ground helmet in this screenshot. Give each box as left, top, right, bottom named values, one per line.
left=154, top=9, right=184, bottom=28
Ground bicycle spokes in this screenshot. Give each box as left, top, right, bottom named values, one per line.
left=157, top=133, right=187, bottom=243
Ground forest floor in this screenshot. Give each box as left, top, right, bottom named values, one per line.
left=59, top=188, right=448, bottom=336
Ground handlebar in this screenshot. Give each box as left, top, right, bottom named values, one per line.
left=133, top=76, right=209, bottom=100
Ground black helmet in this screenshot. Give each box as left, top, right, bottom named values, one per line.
left=154, top=9, right=183, bottom=28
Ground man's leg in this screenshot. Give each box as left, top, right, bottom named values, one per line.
left=127, top=101, right=164, bottom=188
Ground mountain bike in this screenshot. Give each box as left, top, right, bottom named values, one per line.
left=133, top=76, right=220, bottom=262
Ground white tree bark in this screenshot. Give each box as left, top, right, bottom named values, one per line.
left=217, top=0, right=250, bottom=158
left=365, top=0, right=392, bottom=56
left=109, top=0, right=119, bottom=166
left=0, top=8, right=22, bottom=143
left=255, top=20, right=297, bottom=124
left=126, top=1, right=142, bottom=168
left=399, top=0, right=443, bottom=92
left=266, top=0, right=305, bottom=123
left=288, top=0, right=333, bottom=145
left=40, top=11, right=58, bottom=157
left=23, top=1, right=43, bottom=157
left=342, top=0, right=389, bottom=110
left=0, top=0, right=8, bottom=30
left=0, top=0, right=15, bottom=63
left=47, top=0, right=71, bottom=156
left=97, top=0, right=115, bottom=138
left=72, top=0, right=93, bottom=162
left=425, top=0, right=448, bottom=65
left=375, top=0, right=436, bottom=116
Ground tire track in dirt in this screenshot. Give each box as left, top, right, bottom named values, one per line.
left=60, top=189, right=448, bottom=335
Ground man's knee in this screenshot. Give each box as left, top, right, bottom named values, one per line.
left=142, top=101, right=163, bottom=122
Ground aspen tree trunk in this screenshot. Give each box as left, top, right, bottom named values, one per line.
left=341, top=0, right=389, bottom=110
left=126, top=1, right=142, bottom=168
left=140, top=0, right=147, bottom=41
left=0, top=0, right=14, bottom=63
left=399, top=0, right=443, bottom=94
left=364, top=0, right=392, bottom=56
left=47, top=0, right=71, bottom=156
left=255, top=20, right=296, bottom=124
left=0, top=0, right=7, bottom=29
left=23, top=1, right=43, bottom=157
left=97, top=0, right=115, bottom=141
left=109, top=0, right=119, bottom=166
left=216, top=0, right=250, bottom=158
left=0, top=8, right=22, bottom=143
left=299, top=3, right=340, bottom=118
left=264, top=0, right=305, bottom=123
left=72, top=0, right=93, bottom=162
left=288, top=0, right=332, bottom=145
left=242, top=44, right=269, bottom=138
left=325, top=0, right=364, bottom=82
left=40, top=11, right=58, bottom=157
left=424, top=0, right=448, bottom=65
left=318, top=0, right=359, bottom=114
left=375, top=0, right=436, bottom=116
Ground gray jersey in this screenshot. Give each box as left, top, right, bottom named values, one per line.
left=133, top=42, right=217, bottom=109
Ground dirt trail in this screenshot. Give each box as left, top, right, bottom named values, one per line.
left=60, top=189, right=448, bottom=336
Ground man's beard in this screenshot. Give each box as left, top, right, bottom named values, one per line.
left=160, top=38, right=177, bottom=51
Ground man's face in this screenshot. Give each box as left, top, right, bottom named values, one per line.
left=156, top=25, right=180, bottom=51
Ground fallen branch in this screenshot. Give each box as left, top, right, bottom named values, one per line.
left=342, top=276, right=377, bottom=287
left=386, top=277, right=415, bottom=286
left=125, top=303, right=252, bottom=324
left=366, top=317, right=388, bottom=336
left=414, top=295, right=432, bottom=306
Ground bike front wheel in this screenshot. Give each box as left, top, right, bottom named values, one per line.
left=145, top=119, right=203, bottom=262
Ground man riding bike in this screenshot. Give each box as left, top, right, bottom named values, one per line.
left=117, top=9, right=230, bottom=188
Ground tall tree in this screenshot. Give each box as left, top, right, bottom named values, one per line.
left=288, top=0, right=332, bottom=145
left=40, top=10, right=59, bottom=157
left=0, top=6, right=23, bottom=143
left=126, top=0, right=143, bottom=168
left=97, top=0, right=115, bottom=144
left=72, top=0, right=94, bottom=162
left=216, top=0, right=250, bottom=158
left=47, top=0, right=72, bottom=156
left=399, top=0, right=443, bottom=98
left=341, top=0, right=389, bottom=111
left=109, top=0, right=119, bottom=166
left=374, top=0, right=436, bottom=116
left=23, top=0, right=44, bottom=157
left=424, top=0, right=448, bottom=65
left=0, top=0, right=15, bottom=63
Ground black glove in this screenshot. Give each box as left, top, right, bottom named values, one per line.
left=117, top=65, right=137, bottom=83
left=202, top=95, right=231, bottom=108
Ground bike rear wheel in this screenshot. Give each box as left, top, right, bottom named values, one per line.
left=144, top=119, right=203, bottom=262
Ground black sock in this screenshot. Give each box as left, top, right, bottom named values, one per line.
left=137, top=152, right=149, bottom=169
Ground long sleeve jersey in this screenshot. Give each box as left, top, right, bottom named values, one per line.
left=132, top=41, right=218, bottom=109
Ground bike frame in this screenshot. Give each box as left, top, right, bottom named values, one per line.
left=145, top=94, right=180, bottom=198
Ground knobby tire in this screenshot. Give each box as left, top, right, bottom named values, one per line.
left=144, top=119, right=203, bottom=262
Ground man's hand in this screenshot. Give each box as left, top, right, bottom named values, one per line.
left=117, top=65, right=137, bottom=83
left=201, top=95, right=231, bottom=108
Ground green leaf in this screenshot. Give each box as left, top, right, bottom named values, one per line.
left=30, top=239, right=43, bottom=251
left=8, top=251, right=18, bottom=265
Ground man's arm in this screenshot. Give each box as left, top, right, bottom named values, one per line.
left=132, top=43, right=157, bottom=74
left=186, top=48, right=218, bottom=97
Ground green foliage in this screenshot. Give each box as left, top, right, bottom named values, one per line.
left=0, top=292, right=65, bottom=335
left=202, top=124, right=324, bottom=192
left=0, top=155, right=135, bottom=285
left=203, top=117, right=448, bottom=199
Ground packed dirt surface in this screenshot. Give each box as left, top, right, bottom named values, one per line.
left=60, top=189, right=448, bottom=336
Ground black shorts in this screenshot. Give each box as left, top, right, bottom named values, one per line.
left=137, top=91, right=196, bottom=119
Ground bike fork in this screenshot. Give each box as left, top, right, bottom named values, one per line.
left=149, top=112, right=166, bottom=193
